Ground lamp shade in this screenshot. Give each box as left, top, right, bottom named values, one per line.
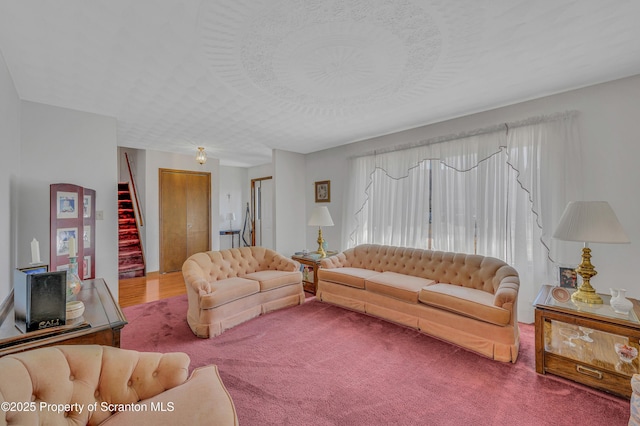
left=226, top=213, right=236, bottom=221
left=553, top=201, right=629, bottom=244
left=308, top=206, right=334, bottom=227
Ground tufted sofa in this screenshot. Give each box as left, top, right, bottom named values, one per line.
left=317, top=244, right=520, bottom=362
left=0, top=345, right=238, bottom=425
left=182, top=247, right=304, bottom=338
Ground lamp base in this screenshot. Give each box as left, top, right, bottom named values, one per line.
left=571, top=286, right=603, bottom=304
left=571, top=246, right=603, bottom=304
left=316, top=228, right=327, bottom=258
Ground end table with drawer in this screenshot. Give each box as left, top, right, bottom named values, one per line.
left=534, top=284, right=640, bottom=398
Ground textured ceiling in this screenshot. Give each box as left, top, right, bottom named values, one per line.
left=1, top=0, right=639, bottom=167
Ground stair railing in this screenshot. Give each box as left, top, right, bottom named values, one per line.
left=124, top=152, right=144, bottom=227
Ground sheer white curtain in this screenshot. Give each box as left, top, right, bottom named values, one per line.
left=343, top=113, right=582, bottom=322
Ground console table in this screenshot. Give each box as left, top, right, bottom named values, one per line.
left=0, top=278, right=127, bottom=356
left=534, top=285, right=640, bottom=398
left=220, top=229, right=241, bottom=248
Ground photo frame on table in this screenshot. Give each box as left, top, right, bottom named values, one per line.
left=315, top=180, right=331, bottom=203
left=559, top=266, right=577, bottom=288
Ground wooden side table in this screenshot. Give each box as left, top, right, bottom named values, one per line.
left=292, top=252, right=337, bottom=294
left=0, top=278, right=127, bottom=356
left=534, top=285, right=640, bottom=398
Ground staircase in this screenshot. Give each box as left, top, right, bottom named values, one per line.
left=118, top=182, right=145, bottom=279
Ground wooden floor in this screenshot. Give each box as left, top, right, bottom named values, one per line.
left=118, top=271, right=186, bottom=308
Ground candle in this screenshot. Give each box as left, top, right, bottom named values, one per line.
left=68, top=237, right=76, bottom=258
left=31, top=238, right=40, bottom=264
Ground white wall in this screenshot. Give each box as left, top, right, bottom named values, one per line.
left=143, top=150, right=220, bottom=272
left=19, top=101, right=119, bottom=296
left=273, top=150, right=306, bottom=256
left=0, top=50, right=20, bottom=303
left=304, top=74, right=640, bottom=316
left=219, top=166, right=249, bottom=249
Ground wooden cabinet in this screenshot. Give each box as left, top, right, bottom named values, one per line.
left=534, top=285, right=640, bottom=398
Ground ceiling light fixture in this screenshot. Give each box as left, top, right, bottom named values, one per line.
left=196, top=147, right=207, bottom=165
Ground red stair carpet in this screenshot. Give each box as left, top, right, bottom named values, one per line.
left=117, top=182, right=144, bottom=279
left=122, top=296, right=630, bottom=426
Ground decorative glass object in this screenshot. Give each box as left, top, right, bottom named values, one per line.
left=66, top=256, right=82, bottom=301
left=610, top=288, right=634, bottom=315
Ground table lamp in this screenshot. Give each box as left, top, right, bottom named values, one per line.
left=226, top=213, right=236, bottom=230
left=552, top=201, right=629, bottom=304
left=308, top=206, right=334, bottom=258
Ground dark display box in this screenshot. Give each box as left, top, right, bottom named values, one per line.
left=14, top=269, right=66, bottom=333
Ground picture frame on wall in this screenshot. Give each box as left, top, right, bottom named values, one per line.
left=559, top=266, right=578, bottom=288
left=57, top=191, right=78, bottom=219
left=315, top=180, right=331, bottom=203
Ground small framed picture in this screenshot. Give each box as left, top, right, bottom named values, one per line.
left=83, top=256, right=92, bottom=279
left=83, top=195, right=92, bottom=218
left=559, top=266, right=577, bottom=288
left=315, top=180, right=331, bottom=203
left=83, top=225, right=91, bottom=249
left=57, top=191, right=79, bottom=219
left=18, top=265, right=49, bottom=275
left=56, top=227, right=78, bottom=256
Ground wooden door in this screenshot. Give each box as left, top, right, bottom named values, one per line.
left=159, top=169, right=211, bottom=273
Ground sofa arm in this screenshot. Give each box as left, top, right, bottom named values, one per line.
left=100, top=366, right=238, bottom=426
left=269, top=252, right=299, bottom=272
left=493, top=265, right=520, bottom=314
left=320, top=252, right=347, bottom=268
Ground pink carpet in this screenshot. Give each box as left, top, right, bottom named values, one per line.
left=122, top=295, right=630, bottom=425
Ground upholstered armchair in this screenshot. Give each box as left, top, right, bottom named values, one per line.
left=0, top=345, right=238, bottom=425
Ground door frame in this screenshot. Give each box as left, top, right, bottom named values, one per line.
left=250, top=176, right=272, bottom=246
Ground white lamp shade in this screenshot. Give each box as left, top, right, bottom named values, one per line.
left=553, top=201, right=630, bottom=244
left=226, top=213, right=236, bottom=221
left=308, top=206, right=334, bottom=227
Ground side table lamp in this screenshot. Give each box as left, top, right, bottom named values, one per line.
left=552, top=201, right=630, bottom=304
left=308, top=206, right=334, bottom=258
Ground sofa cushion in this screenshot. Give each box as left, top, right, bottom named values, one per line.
left=418, top=283, right=511, bottom=326
left=365, top=272, right=436, bottom=303
left=243, top=270, right=301, bottom=291
left=200, top=277, right=260, bottom=309
left=318, top=267, right=381, bottom=289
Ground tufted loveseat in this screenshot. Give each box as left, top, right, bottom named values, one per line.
left=182, top=247, right=304, bottom=338
left=317, top=244, right=520, bottom=362
left=0, top=345, right=238, bottom=425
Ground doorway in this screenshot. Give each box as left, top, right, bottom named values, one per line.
left=251, top=177, right=273, bottom=249
left=159, top=168, right=211, bottom=273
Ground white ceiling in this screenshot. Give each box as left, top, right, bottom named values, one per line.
left=1, top=0, right=639, bottom=167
